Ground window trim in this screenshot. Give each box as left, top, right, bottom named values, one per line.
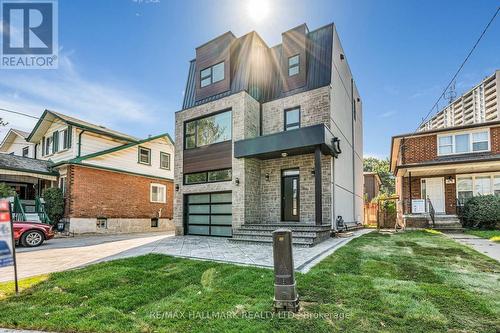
left=150, top=183, right=167, bottom=203
left=184, top=168, right=232, bottom=185
left=288, top=54, right=300, bottom=77
left=437, top=129, right=490, bottom=156
left=138, top=146, right=152, bottom=165
left=22, top=146, right=29, bottom=157
left=199, top=61, right=225, bottom=88
left=284, top=107, right=301, bottom=131
left=160, top=152, right=171, bottom=170
left=183, top=109, right=232, bottom=150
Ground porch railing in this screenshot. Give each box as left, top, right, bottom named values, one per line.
left=35, top=196, right=51, bottom=224
left=10, top=195, right=27, bottom=222
left=427, top=198, right=436, bottom=229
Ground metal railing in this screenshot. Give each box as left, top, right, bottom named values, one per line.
left=10, top=195, right=26, bottom=222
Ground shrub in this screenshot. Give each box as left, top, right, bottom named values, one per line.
left=0, top=183, right=15, bottom=198
left=461, top=195, right=500, bottom=229
left=43, top=188, right=64, bottom=225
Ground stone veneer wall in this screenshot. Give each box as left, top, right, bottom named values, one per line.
left=262, top=86, right=331, bottom=135
left=174, top=91, right=260, bottom=235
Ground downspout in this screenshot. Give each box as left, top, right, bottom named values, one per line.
left=259, top=103, right=263, bottom=136
left=77, top=130, right=85, bottom=157
left=34, top=143, right=38, bottom=159
left=351, top=78, right=356, bottom=224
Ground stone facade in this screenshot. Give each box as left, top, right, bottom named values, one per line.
left=64, top=164, right=174, bottom=233
left=174, top=87, right=336, bottom=234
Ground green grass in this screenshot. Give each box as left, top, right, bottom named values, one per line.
left=465, top=229, right=500, bottom=242
left=0, top=231, right=499, bottom=333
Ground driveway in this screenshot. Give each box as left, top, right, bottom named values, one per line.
left=0, top=232, right=173, bottom=282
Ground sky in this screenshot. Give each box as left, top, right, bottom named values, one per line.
left=0, top=0, right=499, bottom=158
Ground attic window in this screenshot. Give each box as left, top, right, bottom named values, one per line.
left=138, top=146, right=151, bottom=165
left=288, top=55, right=300, bottom=76
left=200, top=62, right=224, bottom=88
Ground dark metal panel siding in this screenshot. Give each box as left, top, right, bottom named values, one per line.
left=181, top=24, right=334, bottom=110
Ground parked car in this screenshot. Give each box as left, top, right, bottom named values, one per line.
left=13, top=221, right=54, bottom=247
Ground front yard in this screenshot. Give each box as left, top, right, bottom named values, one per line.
left=0, top=231, right=499, bottom=332
left=465, top=229, right=500, bottom=242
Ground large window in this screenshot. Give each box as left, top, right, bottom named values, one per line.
left=438, top=130, right=489, bottom=155
left=284, top=107, right=300, bottom=131
left=288, top=55, right=300, bottom=76
left=184, top=110, right=232, bottom=149
left=200, top=62, right=224, bottom=88
left=184, top=169, right=232, bottom=185
left=150, top=183, right=166, bottom=203
left=457, top=174, right=500, bottom=199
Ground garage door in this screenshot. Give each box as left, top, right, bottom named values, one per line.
left=186, top=192, right=232, bottom=237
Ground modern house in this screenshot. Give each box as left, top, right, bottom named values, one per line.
left=390, top=70, right=499, bottom=228
left=0, top=110, right=175, bottom=234
left=174, top=23, right=363, bottom=245
left=363, top=172, right=381, bottom=202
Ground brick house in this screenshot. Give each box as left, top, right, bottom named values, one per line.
left=1, top=110, right=175, bottom=234
left=390, top=71, right=499, bottom=227
left=174, top=23, right=363, bottom=245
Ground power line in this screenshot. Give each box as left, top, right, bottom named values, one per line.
left=0, top=107, right=39, bottom=120
left=416, top=6, right=499, bottom=131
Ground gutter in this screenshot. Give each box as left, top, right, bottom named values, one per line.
left=77, top=130, right=85, bottom=157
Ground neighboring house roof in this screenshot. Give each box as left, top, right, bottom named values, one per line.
left=51, top=132, right=174, bottom=166
left=0, top=128, right=32, bottom=152
left=182, top=23, right=334, bottom=109
left=27, top=110, right=140, bottom=143
left=398, top=152, right=500, bottom=169
left=0, top=153, right=56, bottom=175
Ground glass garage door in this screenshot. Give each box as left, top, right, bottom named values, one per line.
left=186, top=192, right=232, bottom=237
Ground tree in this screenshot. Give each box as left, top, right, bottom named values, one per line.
left=363, top=157, right=395, bottom=195
left=0, top=183, right=15, bottom=198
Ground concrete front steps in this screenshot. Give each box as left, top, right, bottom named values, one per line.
left=431, top=215, right=464, bottom=233
left=230, top=223, right=332, bottom=247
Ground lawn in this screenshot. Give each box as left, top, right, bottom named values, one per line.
left=465, top=229, right=500, bottom=242
left=0, top=231, right=499, bottom=333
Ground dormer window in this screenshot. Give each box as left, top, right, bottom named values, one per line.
left=200, top=62, right=224, bottom=88
left=288, top=55, right=300, bottom=76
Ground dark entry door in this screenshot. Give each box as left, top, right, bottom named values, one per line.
left=282, top=171, right=299, bottom=221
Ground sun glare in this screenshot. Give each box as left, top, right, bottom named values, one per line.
left=246, top=0, right=271, bottom=23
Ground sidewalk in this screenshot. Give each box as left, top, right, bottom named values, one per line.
left=447, top=233, right=500, bottom=262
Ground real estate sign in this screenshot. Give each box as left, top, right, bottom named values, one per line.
left=0, top=200, right=14, bottom=268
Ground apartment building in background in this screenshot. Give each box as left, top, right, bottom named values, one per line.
left=174, top=23, right=363, bottom=245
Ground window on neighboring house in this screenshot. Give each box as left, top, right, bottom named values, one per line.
left=160, top=152, right=171, bottom=170
left=288, top=55, right=300, bottom=76
left=184, top=169, right=232, bottom=185
left=138, top=146, right=151, bottom=165
left=45, top=137, right=52, bottom=155
left=97, top=218, right=107, bottom=229
left=52, top=130, right=59, bottom=153
left=474, top=176, right=491, bottom=196
left=200, top=62, right=224, bottom=88
left=59, top=176, right=66, bottom=195
left=438, top=130, right=489, bottom=155
left=61, top=127, right=72, bottom=149
left=151, top=217, right=159, bottom=228
left=457, top=177, right=473, bottom=200
left=284, top=107, right=300, bottom=131
left=184, top=110, right=232, bottom=149
left=150, top=183, right=166, bottom=203
left=494, top=176, right=500, bottom=196
left=22, top=146, right=29, bottom=157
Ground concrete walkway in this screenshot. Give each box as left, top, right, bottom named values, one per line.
left=447, top=233, right=500, bottom=262
left=0, top=229, right=372, bottom=282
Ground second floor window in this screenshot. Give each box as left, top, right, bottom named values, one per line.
left=22, top=146, right=29, bottom=157
left=138, top=146, right=151, bottom=165
left=285, top=107, right=300, bottom=131
left=184, top=110, right=232, bottom=149
left=160, top=152, right=171, bottom=170
left=438, top=130, right=489, bottom=156
left=288, top=55, right=300, bottom=76
left=200, top=62, right=224, bottom=88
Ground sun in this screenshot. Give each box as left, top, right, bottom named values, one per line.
left=246, top=0, right=271, bottom=23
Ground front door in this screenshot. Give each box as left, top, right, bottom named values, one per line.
left=423, top=178, right=445, bottom=213
left=282, top=170, right=300, bottom=221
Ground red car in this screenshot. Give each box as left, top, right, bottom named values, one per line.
left=13, top=221, right=54, bottom=247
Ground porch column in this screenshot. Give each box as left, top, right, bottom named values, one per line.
left=314, top=146, right=322, bottom=225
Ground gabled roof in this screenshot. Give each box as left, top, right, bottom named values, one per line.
left=0, top=128, right=31, bottom=152
left=0, top=153, right=56, bottom=175
left=51, top=132, right=174, bottom=166
left=27, top=110, right=140, bottom=143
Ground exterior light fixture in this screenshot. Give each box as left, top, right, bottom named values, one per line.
left=281, top=152, right=288, bottom=157
left=175, top=184, right=179, bottom=192
left=235, top=178, right=240, bottom=186
left=265, top=173, right=270, bottom=181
